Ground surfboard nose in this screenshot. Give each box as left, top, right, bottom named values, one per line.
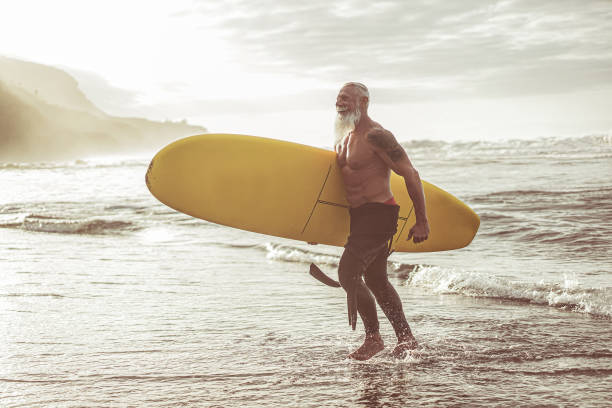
left=145, top=158, right=155, bottom=192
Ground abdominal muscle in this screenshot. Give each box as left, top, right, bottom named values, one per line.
left=337, top=138, right=393, bottom=207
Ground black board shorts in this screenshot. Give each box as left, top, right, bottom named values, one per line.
left=344, top=202, right=400, bottom=267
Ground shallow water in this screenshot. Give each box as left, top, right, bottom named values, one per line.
left=1, top=135, right=611, bottom=407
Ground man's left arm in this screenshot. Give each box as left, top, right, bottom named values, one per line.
left=367, top=128, right=430, bottom=243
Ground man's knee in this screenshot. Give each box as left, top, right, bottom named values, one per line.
left=364, top=273, right=390, bottom=296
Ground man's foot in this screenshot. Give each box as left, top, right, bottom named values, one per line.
left=392, top=337, right=418, bottom=358
left=348, top=333, right=384, bottom=361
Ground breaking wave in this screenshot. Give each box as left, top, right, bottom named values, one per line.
left=0, top=213, right=136, bottom=235
left=264, top=243, right=340, bottom=267
left=263, top=243, right=611, bottom=318
left=407, top=265, right=611, bottom=318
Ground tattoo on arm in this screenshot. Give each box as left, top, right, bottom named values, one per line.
left=367, top=130, right=406, bottom=162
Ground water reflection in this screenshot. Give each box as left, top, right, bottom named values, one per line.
left=350, top=362, right=418, bottom=407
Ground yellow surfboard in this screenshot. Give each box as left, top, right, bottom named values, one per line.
left=146, top=134, right=479, bottom=252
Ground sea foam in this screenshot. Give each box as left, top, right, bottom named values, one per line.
left=0, top=213, right=136, bottom=235
left=406, top=265, right=611, bottom=318
left=264, top=242, right=611, bottom=318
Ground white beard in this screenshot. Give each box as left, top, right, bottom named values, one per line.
left=334, top=108, right=361, bottom=146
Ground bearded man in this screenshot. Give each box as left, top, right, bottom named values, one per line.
left=333, top=82, right=429, bottom=360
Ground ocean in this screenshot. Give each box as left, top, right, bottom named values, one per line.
left=1, top=134, right=611, bottom=407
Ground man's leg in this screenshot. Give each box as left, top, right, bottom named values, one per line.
left=364, top=249, right=418, bottom=356
left=337, top=249, right=384, bottom=360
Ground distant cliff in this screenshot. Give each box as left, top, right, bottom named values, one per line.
left=0, top=56, right=206, bottom=161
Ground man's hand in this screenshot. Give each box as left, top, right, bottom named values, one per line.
left=407, top=221, right=429, bottom=244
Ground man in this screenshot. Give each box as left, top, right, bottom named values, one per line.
left=334, top=82, right=429, bottom=360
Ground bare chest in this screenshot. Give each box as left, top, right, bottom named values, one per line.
left=344, top=134, right=378, bottom=170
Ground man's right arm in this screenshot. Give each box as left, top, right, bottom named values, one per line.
left=366, top=128, right=429, bottom=244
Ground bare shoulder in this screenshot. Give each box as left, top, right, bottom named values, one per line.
left=366, top=125, right=406, bottom=162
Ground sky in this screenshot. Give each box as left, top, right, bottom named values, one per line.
left=1, top=0, right=611, bottom=146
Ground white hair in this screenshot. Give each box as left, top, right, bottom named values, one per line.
left=343, top=82, right=369, bottom=103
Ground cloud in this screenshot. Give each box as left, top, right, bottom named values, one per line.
left=180, top=0, right=612, bottom=100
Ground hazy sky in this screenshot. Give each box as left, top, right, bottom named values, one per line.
left=2, top=0, right=611, bottom=146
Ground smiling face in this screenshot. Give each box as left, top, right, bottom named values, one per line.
left=336, top=82, right=369, bottom=114
left=334, top=85, right=364, bottom=144
left=336, top=85, right=360, bottom=116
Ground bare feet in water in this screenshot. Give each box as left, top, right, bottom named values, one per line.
left=348, top=333, right=385, bottom=361
left=392, top=337, right=418, bottom=358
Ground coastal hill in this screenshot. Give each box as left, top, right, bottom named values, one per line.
left=0, top=56, right=206, bottom=161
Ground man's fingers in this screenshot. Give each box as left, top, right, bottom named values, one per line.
left=414, top=234, right=429, bottom=244
left=408, top=234, right=428, bottom=244
left=406, top=220, right=431, bottom=244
